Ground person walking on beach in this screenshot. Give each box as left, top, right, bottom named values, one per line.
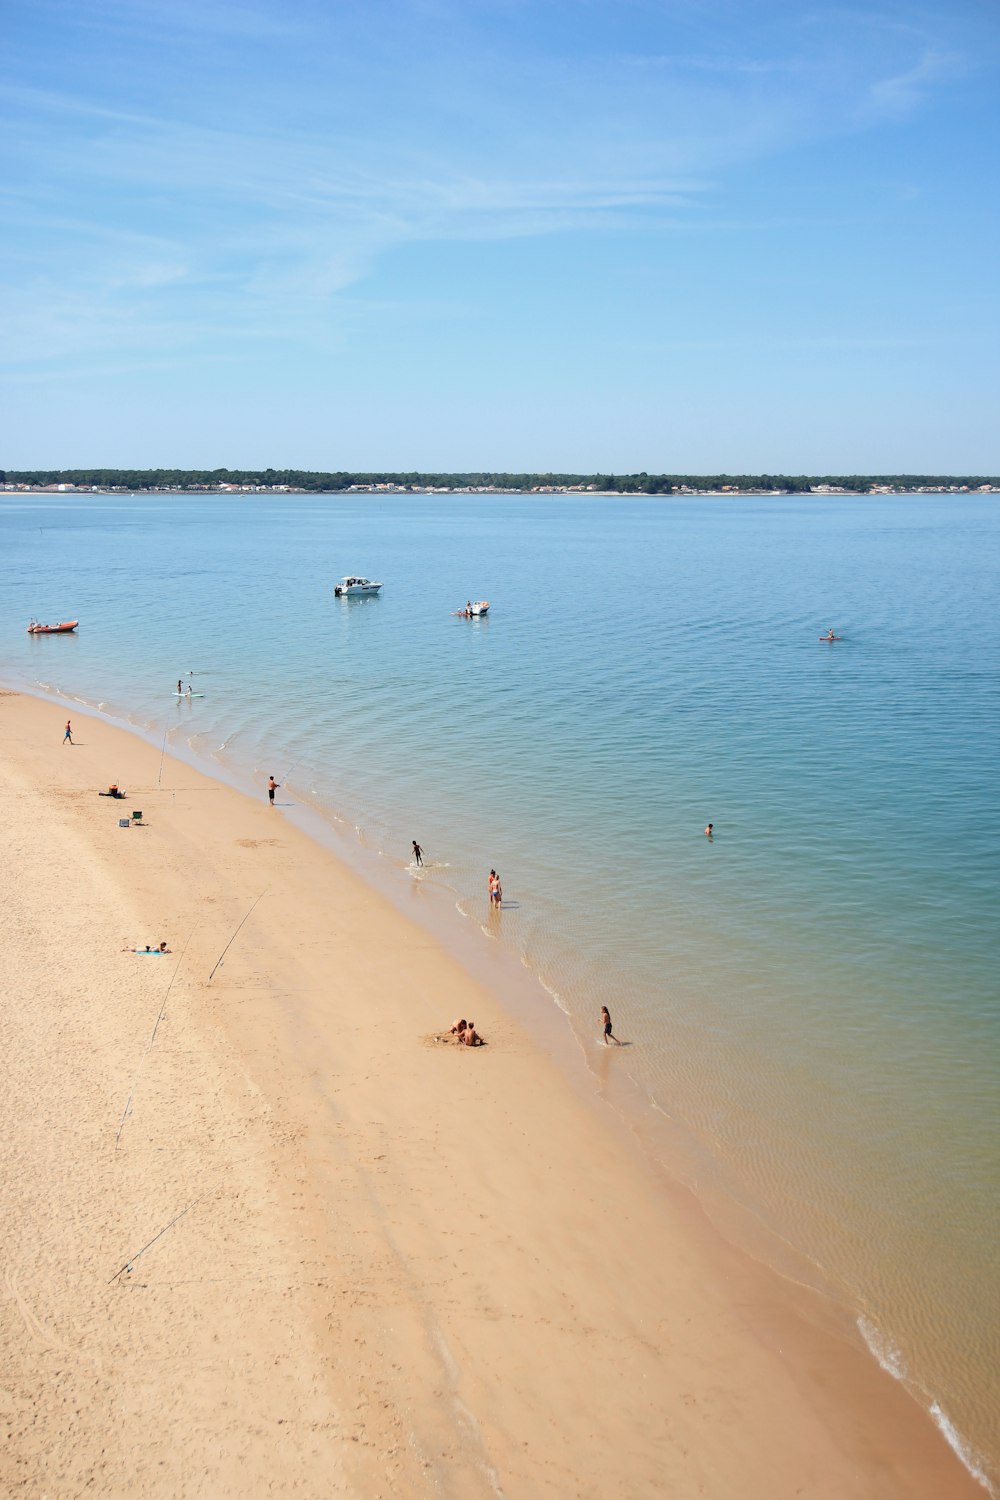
left=601, top=1006, right=621, bottom=1046
left=412, top=840, right=423, bottom=866
left=63, top=719, right=73, bottom=745
left=267, top=775, right=278, bottom=806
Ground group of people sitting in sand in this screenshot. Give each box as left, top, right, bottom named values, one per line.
left=448, top=1017, right=484, bottom=1046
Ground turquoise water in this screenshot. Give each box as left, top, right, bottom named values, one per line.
left=3, top=490, right=998, bottom=1485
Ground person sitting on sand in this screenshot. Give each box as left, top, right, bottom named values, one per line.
left=463, top=1023, right=483, bottom=1046
left=450, top=1018, right=468, bottom=1037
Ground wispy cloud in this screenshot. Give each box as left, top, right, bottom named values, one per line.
left=865, top=48, right=965, bottom=120
left=0, top=0, right=988, bottom=377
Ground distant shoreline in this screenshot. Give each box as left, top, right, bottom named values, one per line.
left=4, top=479, right=999, bottom=497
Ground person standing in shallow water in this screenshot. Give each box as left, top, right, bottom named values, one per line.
left=267, top=775, right=278, bottom=805
left=601, top=1006, right=621, bottom=1045
left=412, top=840, right=423, bottom=866
left=704, top=823, right=714, bottom=839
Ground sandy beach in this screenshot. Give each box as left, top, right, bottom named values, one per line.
left=0, top=688, right=982, bottom=1499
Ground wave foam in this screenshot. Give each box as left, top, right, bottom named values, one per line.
left=929, top=1403, right=995, bottom=1495
left=539, top=977, right=571, bottom=1016
left=858, top=1319, right=994, bottom=1494
left=857, top=1316, right=906, bottom=1381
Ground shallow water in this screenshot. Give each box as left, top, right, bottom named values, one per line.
left=3, top=489, right=998, bottom=1485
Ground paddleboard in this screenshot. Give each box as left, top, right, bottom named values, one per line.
left=173, top=691, right=205, bottom=697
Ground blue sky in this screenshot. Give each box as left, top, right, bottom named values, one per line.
left=2, top=0, right=998, bottom=472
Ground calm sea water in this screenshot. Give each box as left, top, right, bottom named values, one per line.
left=3, top=490, right=998, bottom=1486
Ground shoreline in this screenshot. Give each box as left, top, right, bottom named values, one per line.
left=0, top=685, right=987, bottom=1498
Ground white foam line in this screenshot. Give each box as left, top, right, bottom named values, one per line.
left=929, top=1403, right=995, bottom=1495
left=538, top=977, right=571, bottom=1017
left=858, top=1319, right=995, bottom=1494
left=857, top=1316, right=906, bottom=1380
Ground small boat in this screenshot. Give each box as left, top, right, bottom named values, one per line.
left=334, top=576, right=383, bottom=597
left=27, top=620, right=78, bottom=634
left=456, top=601, right=490, bottom=617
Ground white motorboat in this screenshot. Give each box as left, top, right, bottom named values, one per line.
left=457, top=600, right=489, bottom=617
left=334, top=576, right=383, bottom=597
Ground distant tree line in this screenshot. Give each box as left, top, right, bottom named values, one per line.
left=2, top=467, right=997, bottom=493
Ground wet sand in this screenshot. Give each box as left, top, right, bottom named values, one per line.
left=0, top=689, right=982, bottom=1498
